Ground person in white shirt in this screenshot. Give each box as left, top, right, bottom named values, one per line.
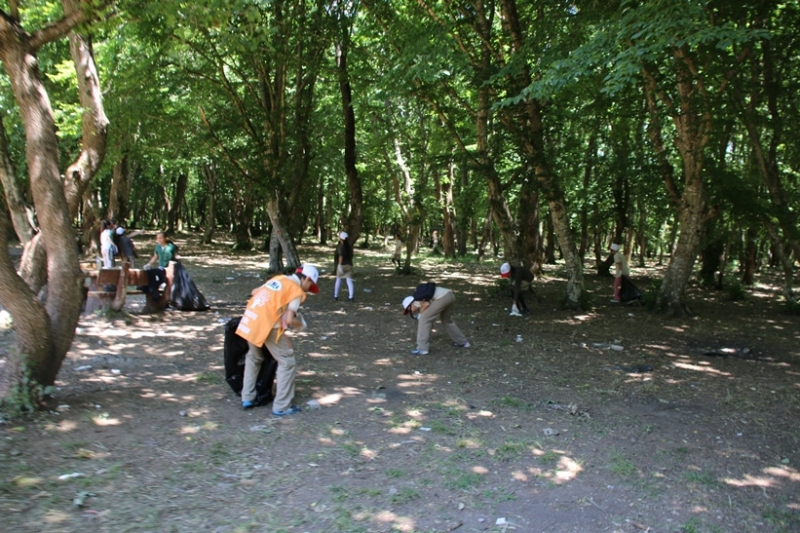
left=610, top=243, right=630, bottom=303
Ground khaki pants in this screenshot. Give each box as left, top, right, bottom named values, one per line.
left=416, top=290, right=468, bottom=351
left=242, top=328, right=296, bottom=411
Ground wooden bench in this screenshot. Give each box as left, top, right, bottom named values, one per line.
left=83, top=262, right=175, bottom=314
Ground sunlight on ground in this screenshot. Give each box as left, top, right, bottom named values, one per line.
left=671, top=361, right=732, bottom=377
left=725, top=466, right=800, bottom=490
left=44, top=420, right=78, bottom=432
left=91, top=414, right=120, bottom=426
left=373, top=510, right=415, bottom=532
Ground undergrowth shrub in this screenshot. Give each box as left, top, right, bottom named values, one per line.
left=726, top=279, right=746, bottom=301
left=640, top=280, right=661, bottom=311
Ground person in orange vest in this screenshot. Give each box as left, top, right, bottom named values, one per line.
left=236, top=265, right=320, bottom=416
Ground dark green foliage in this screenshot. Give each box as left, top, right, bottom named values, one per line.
left=641, top=280, right=662, bottom=311
left=726, top=279, right=746, bottom=301
left=783, top=300, right=800, bottom=316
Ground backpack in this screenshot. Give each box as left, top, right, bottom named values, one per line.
left=412, top=282, right=436, bottom=301
left=223, top=317, right=277, bottom=406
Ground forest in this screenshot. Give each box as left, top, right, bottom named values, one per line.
left=0, top=0, right=798, bottom=401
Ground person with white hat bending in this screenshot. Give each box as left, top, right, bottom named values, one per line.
left=236, top=265, right=320, bottom=416
left=499, top=262, right=534, bottom=316
left=609, top=243, right=629, bottom=303
left=333, top=231, right=355, bottom=302
left=402, top=282, right=470, bottom=355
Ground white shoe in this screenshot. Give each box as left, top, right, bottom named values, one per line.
left=509, top=310, right=523, bottom=317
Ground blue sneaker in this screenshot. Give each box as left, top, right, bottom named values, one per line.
left=272, top=405, right=302, bottom=417
left=242, top=401, right=254, bottom=410
left=410, top=349, right=429, bottom=355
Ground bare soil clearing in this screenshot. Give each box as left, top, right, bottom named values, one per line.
left=2, top=236, right=799, bottom=533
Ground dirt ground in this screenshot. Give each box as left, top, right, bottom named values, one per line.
left=1, top=234, right=799, bottom=533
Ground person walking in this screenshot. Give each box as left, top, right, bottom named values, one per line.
left=333, top=231, right=355, bottom=302
left=610, top=243, right=630, bottom=303
left=391, top=232, right=403, bottom=268
left=236, top=265, right=320, bottom=416
left=499, top=262, right=534, bottom=316
left=402, top=282, right=470, bottom=355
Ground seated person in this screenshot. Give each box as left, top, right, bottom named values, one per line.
left=143, top=231, right=176, bottom=295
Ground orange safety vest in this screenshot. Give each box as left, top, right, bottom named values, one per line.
left=235, top=275, right=307, bottom=346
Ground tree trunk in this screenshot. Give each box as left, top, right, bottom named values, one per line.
left=435, top=161, right=457, bottom=258
left=0, top=113, right=35, bottom=243
left=455, top=160, right=470, bottom=256
left=500, top=0, right=583, bottom=307
left=659, top=179, right=706, bottom=315
left=201, top=163, right=218, bottom=244
left=337, top=30, right=363, bottom=244
left=764, top=219, right=795, bottom=303
left=265, top=193, right=300, bottom=271
left=0, top=10, right=93, bottom=391
left=232, top=183, right=253, bottom=250
left=169, top=172, right=188, bottom=233
left=742, top=227, right=756, bottom=286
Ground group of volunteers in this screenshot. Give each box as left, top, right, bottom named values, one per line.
left=233, top=234, right=633, bottom=417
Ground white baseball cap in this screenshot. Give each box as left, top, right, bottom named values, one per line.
left=610, top=243, right=620, bottom=251
left=339, top=231, right=348, bottom=240
left=115, top=227, right=125, bottom=235
left=500, top=263, right=511, bottom=278
left=402, top=296, right=414, bottom=314
left=300, top=264, right=320, bottom=294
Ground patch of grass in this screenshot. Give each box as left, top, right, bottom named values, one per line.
left=684, top=470, right=720, bottom=487
left=609, top=454, right=636, bottom=477
left=209, top=442, right=231, bottom=465
left=444, top=470, right=484, bottom=491
left=390, top=487, right=421, bottom=504
left=494, top=441, right=528, bottom=461
left=355, top=487, right=382, bottom=497
left=495, top=396, right=532, bottom=410
left=386, top=469, right=404, bottom=478
left=233, top=518, right=263, bottom=533
left=332, top=505, right=370, bottom=533
left=195, top=372, right=218, bottom=384
left=330, top=485, right=350, bottom=502
left=428, top=419, right=456, bottom=435
left=340, top=442, right=362, bottom=457
left=681, top=516, right=701, bottom=533
left=481, top=486, right=518, bottom=502
left=539, top=450, right=560, bottom=464
left=763, top=506, right=799, bottom=530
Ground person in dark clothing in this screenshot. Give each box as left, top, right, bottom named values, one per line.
left=333, top=231, right=355, bottom=302
left=500, top=262, right=534, bottom=316
left=114, top=227, right=138, bottom=267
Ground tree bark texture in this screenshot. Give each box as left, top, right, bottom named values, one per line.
left=0, top=11, right=89, bottom=388
left=0, top=113, right=35, bottom=243
left=337, top=31, right=363, bottom=245
left=202, top=163, right=218, bottom=244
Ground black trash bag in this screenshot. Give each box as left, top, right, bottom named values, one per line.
left=620, top=275, right=642, bottom=302
left=223, top=317, right=277, bottom=406
left=170, top=262, right=210, bottom=311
